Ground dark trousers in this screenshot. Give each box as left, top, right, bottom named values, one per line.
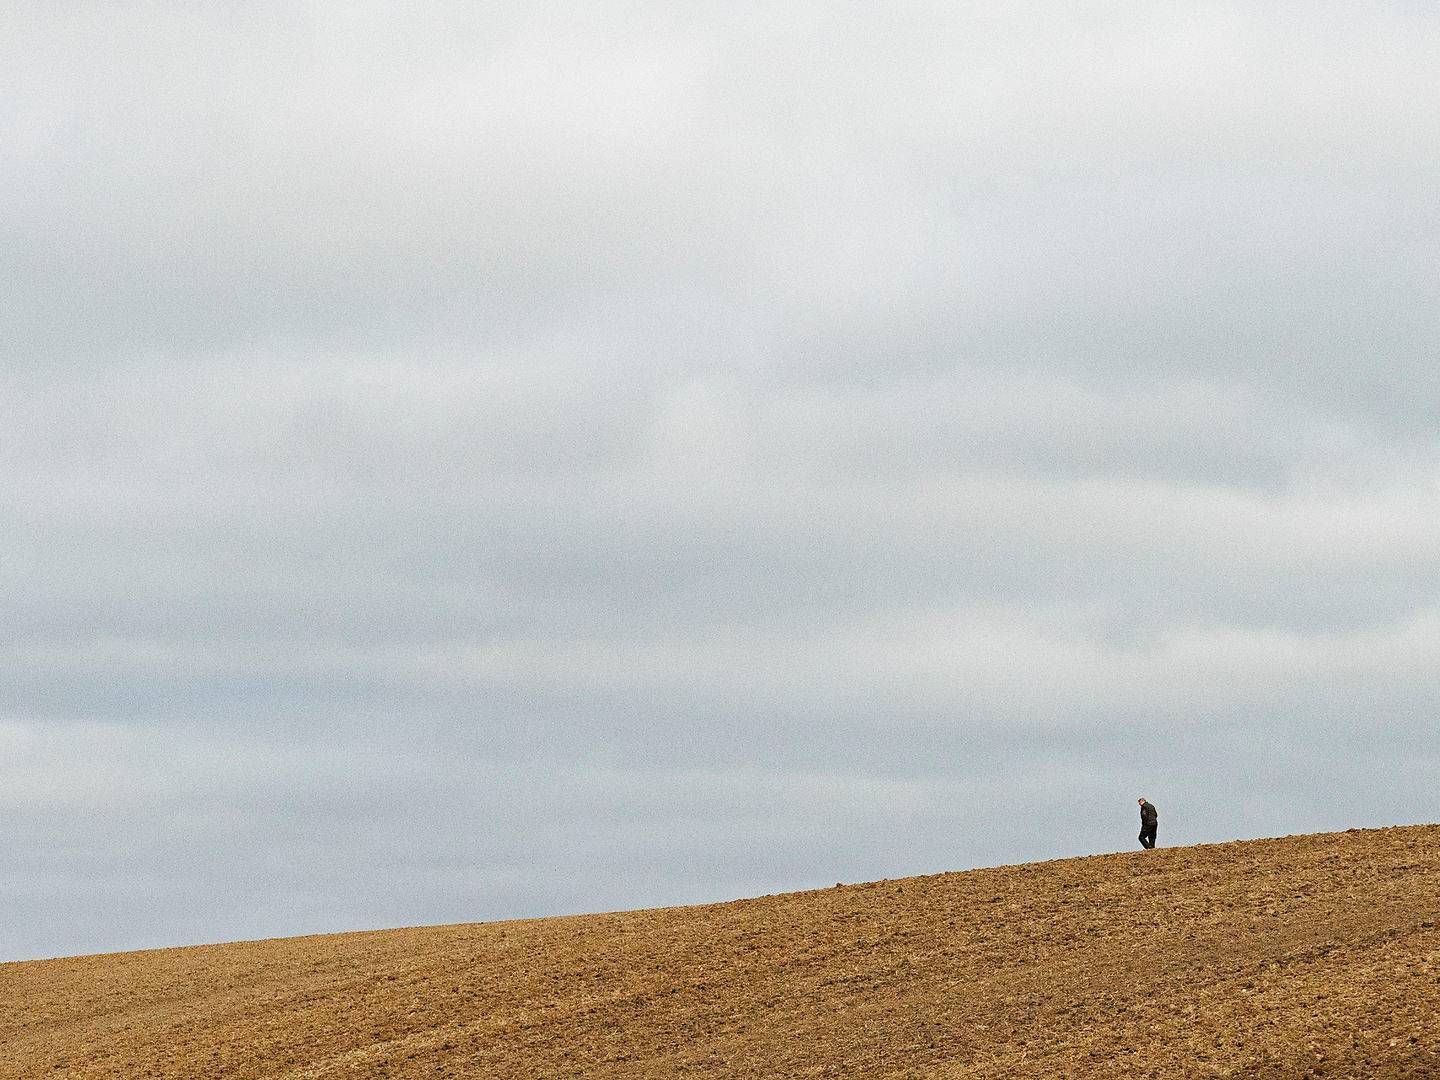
left=1139, top=823, right=1157, bottom=849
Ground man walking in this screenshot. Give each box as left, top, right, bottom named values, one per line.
left=1137, top=798, right=1158, bottom=849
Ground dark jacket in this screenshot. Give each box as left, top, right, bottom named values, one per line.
left=1139, top=801, right=1158, bottom=826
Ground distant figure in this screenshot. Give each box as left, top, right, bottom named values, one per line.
left=1137, top=798, right=1158, bottom=849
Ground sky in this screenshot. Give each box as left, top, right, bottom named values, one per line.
left=3, top=1, right=1438, bottom=962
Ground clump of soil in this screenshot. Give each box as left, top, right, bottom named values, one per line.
left=2, top=825, right=1437, bottom=1078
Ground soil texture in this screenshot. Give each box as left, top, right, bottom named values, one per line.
left=2, top=825, right=1437, bottom=1078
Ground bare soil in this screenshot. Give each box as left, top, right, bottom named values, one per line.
left=2, top=825, right=1438, bottom=1078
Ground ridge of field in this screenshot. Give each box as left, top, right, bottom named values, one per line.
left=2, top=826, right=1437, bottom=1078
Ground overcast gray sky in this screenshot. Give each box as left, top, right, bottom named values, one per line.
left=3, top=1, right=1438, bottom=962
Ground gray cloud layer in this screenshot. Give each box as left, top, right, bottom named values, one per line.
left=3, top=1, right=1438, bottom=960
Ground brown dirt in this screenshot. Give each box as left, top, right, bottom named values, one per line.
left=2, top=825, right=1438, bottom=1078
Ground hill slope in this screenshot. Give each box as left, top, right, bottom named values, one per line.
left=2, top=826, right=1437, bottom=1078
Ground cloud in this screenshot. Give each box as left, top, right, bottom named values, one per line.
left=2, top=1, right=1438, bottom=959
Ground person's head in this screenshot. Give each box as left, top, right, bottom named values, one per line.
left=1137, top=798, right=1146, bottom=806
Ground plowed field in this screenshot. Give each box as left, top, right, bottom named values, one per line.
left=3, top=825, right=1437, bottom=1078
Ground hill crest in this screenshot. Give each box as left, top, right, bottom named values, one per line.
left=2, top=825, right=1437, bottom=1078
